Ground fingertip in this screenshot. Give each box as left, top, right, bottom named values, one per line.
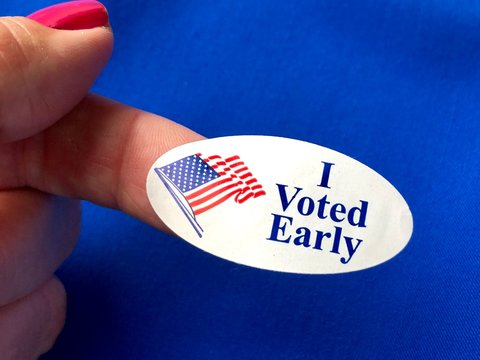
left=49, top=22, right=114, bottom=76
left=0, top=16, right=114, bottom=142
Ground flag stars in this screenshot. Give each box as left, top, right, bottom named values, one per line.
left=156, top=153, right=265, bottom=223
left=159, top=154, right=220, bottom=191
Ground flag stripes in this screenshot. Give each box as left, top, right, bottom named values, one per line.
left=158, top=153, right=266, bottom=217
left=187, top=154, right=266, bottom=215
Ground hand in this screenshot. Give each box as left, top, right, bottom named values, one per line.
left=0, top=2, right=202, bottom=358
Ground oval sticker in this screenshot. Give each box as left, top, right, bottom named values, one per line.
left=146, top=136, right=413, bottom=274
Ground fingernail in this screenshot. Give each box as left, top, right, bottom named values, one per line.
left=27, top=0, right=109, bottom=30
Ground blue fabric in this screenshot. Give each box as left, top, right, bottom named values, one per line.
left=3, top=0, right=480, bottom=359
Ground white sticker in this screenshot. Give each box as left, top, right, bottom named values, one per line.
left=146, top=136, right=413, bottom=274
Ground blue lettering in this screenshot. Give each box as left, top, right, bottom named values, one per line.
left=331, top=226, right=342, bottom=254
left=267, top=213, right=293, bottom=243
left=276, top=184, right=303, bottom=212
left=347, top=200, right=369, bottom=228
left=313, top=230, right=331, bottom=250
left=293, top=227, right=311, bottom=247
left=298, top=197, right=315, bottom=216
left=341, top=236, right=363, bottom=264
left=318, top=161, right=335, bottom=189
left=331, top=203, right=346, bottom=222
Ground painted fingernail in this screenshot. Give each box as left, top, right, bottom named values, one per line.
left=27, top=0, right=109, bottom=30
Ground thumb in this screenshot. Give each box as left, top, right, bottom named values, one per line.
left=0, top=1, right=112, bottom=142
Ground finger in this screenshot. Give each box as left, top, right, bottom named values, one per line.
left=0, top=95, right=204, bottom=230
left=0, top=276, right=66, bottom=359
left=0, top=14, right=112, bottom=143
left=0, top=189, right=79, bottom=306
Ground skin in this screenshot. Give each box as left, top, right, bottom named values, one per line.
left=0, top=17, right=203, bottom=358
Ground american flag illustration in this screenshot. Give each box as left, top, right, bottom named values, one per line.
left=155, top=153, right=266, bottom=237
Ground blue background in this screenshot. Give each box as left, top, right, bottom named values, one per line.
left=3, top=0, right=480, bottom=359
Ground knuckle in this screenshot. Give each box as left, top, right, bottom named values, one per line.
left=37, top=278, right=67, bottom=356
left=0, top=242, right=16, bottom=305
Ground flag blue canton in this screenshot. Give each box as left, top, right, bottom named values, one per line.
left=159, top=155, right=220, bottom=193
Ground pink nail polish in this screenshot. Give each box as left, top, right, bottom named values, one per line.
left=27, top=0, right=109, bottom=30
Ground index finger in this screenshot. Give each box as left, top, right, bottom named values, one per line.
left=0, top=94, right=204, bottom=229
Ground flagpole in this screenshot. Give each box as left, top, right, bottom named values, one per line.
left=154, top=168, right=204, bottom=238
